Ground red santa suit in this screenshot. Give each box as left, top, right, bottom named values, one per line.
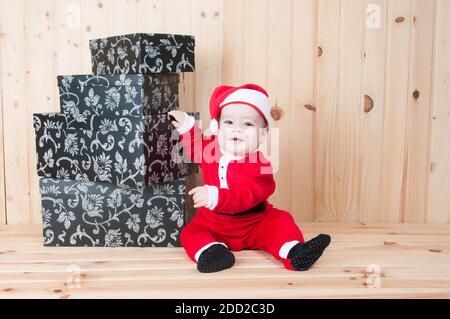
left=177, top=84, right=305, bottom=270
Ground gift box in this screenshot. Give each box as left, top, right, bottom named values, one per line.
left=58, top=73, right=179, bottom=130
left=33, top=112, right=198, bottom=187
left=39, top=177, right=186, bottom=247
left=89, top=33, right=195, bottom=74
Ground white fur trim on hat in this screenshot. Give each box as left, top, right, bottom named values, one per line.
left=219, top=88, right=270, bottom=122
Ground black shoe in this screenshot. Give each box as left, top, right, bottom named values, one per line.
left=197, top=244, right=235, bottom=273
left=287, top=234, right=331, bottom=271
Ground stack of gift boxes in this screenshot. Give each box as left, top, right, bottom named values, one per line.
left=33, top=33, right=198, bottom=247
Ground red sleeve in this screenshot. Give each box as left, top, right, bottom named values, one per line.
left=179, top=124, right=203, bottom=164
left=212, top=164, right=276, bottom=214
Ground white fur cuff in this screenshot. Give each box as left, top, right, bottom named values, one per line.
left=194, top=242, right=228, bottom=262
left=279, top=240, right=300, bottom=259
left=204, top=184, right=219, bottom=210
left=176, top=114, right=196, bottom=135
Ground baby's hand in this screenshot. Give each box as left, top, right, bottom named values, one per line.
left=188, top=186, right=209, bottom=208
left=168, top=110, right=187, bottom=129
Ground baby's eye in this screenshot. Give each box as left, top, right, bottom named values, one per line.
left=244, top=122, right=254, bottom=127
left=224, top=120, right=233, bottom=125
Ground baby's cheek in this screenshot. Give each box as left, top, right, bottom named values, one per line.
left=246, top=129, right=259, bottom=143
left=217, top=129, right=227, bottom=144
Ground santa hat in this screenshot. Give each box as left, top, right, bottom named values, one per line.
left=206, top=84, right=270, bottom=135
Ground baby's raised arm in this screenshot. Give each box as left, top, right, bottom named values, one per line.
left=169, top=110, right=204, bottom=164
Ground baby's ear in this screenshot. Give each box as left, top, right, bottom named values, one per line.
left=258, top=126, right=268, bottom=143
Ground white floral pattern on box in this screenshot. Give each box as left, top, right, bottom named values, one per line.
left=40, top=177, right=186, bottom=247
left=89, top=33, right=195, bottom=74
left=33, top=112, right=198, bottom=187
left=58, top=73, right=179, bottom=131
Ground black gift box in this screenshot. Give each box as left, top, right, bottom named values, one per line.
left=89, top=33, right=195, bottom=74
left=58, top=74, right=179, bottom=131
left=39, top=177, right=186, bottom=247
left=33, top=112, right=198, bottom=187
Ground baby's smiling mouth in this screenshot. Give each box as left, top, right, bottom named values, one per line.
left=230, top=137, right=244, bottom=142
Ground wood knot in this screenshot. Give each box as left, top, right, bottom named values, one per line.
left=384, top=241, right=396, bottom=246
left=98, top=2, right=103, bottom=8
left=413, top=90, right=420, bottom=100
left=53, top=289, right=63, bottom=293
left=364, top=95, right=374, bottom=113
left=270, top=105, right=283, bottom=121
left=428, top=249, right=442, bottom=253
left=318, top=46, right=323, bottom=57
left=86, top=25, right=92, bottom=32
left=304, top=104, right=316, bottom=112
left=201, top=11, right=206, bottom=18
left=395, top=16, right=405, bottom=23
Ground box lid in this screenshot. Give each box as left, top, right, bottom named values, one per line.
left=39, top=177, right=186, bottom=196
left=33, top=112, right=198, bottom=133
left=89, top=33, right=195, bottom=51
left=33, top=112, right=187, bottom=133
left=57, top=73, right=179, bottom=88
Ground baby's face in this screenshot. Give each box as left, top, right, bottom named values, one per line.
left=217, top=103, right=268, bottom=157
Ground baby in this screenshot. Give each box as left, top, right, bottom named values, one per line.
left=169, top=84, right=331, bottom=273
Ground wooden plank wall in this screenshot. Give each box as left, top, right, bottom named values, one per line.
left=1, top=0, right=31, bottom=225
left=0, top=13, right=4, bottom=225
left=0, top=0, right=221, bottom=225
left=221, top=0, right=449, bottom=224
left=0, top=0, right=448, bottom=225
left=429, top=0, right=450, bottom=224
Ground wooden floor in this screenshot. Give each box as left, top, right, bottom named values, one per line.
left=1, top=223, right=450, bottom=299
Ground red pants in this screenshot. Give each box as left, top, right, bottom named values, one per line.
left=180, top=203, right=305, bottom=270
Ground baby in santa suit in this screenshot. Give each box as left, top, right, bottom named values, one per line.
left=169, top=84, right=331, bottom=273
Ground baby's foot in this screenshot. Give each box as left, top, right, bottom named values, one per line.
left=197, top=244, right=235, bottom=273
left=287, top=234, right=331, bottom=271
